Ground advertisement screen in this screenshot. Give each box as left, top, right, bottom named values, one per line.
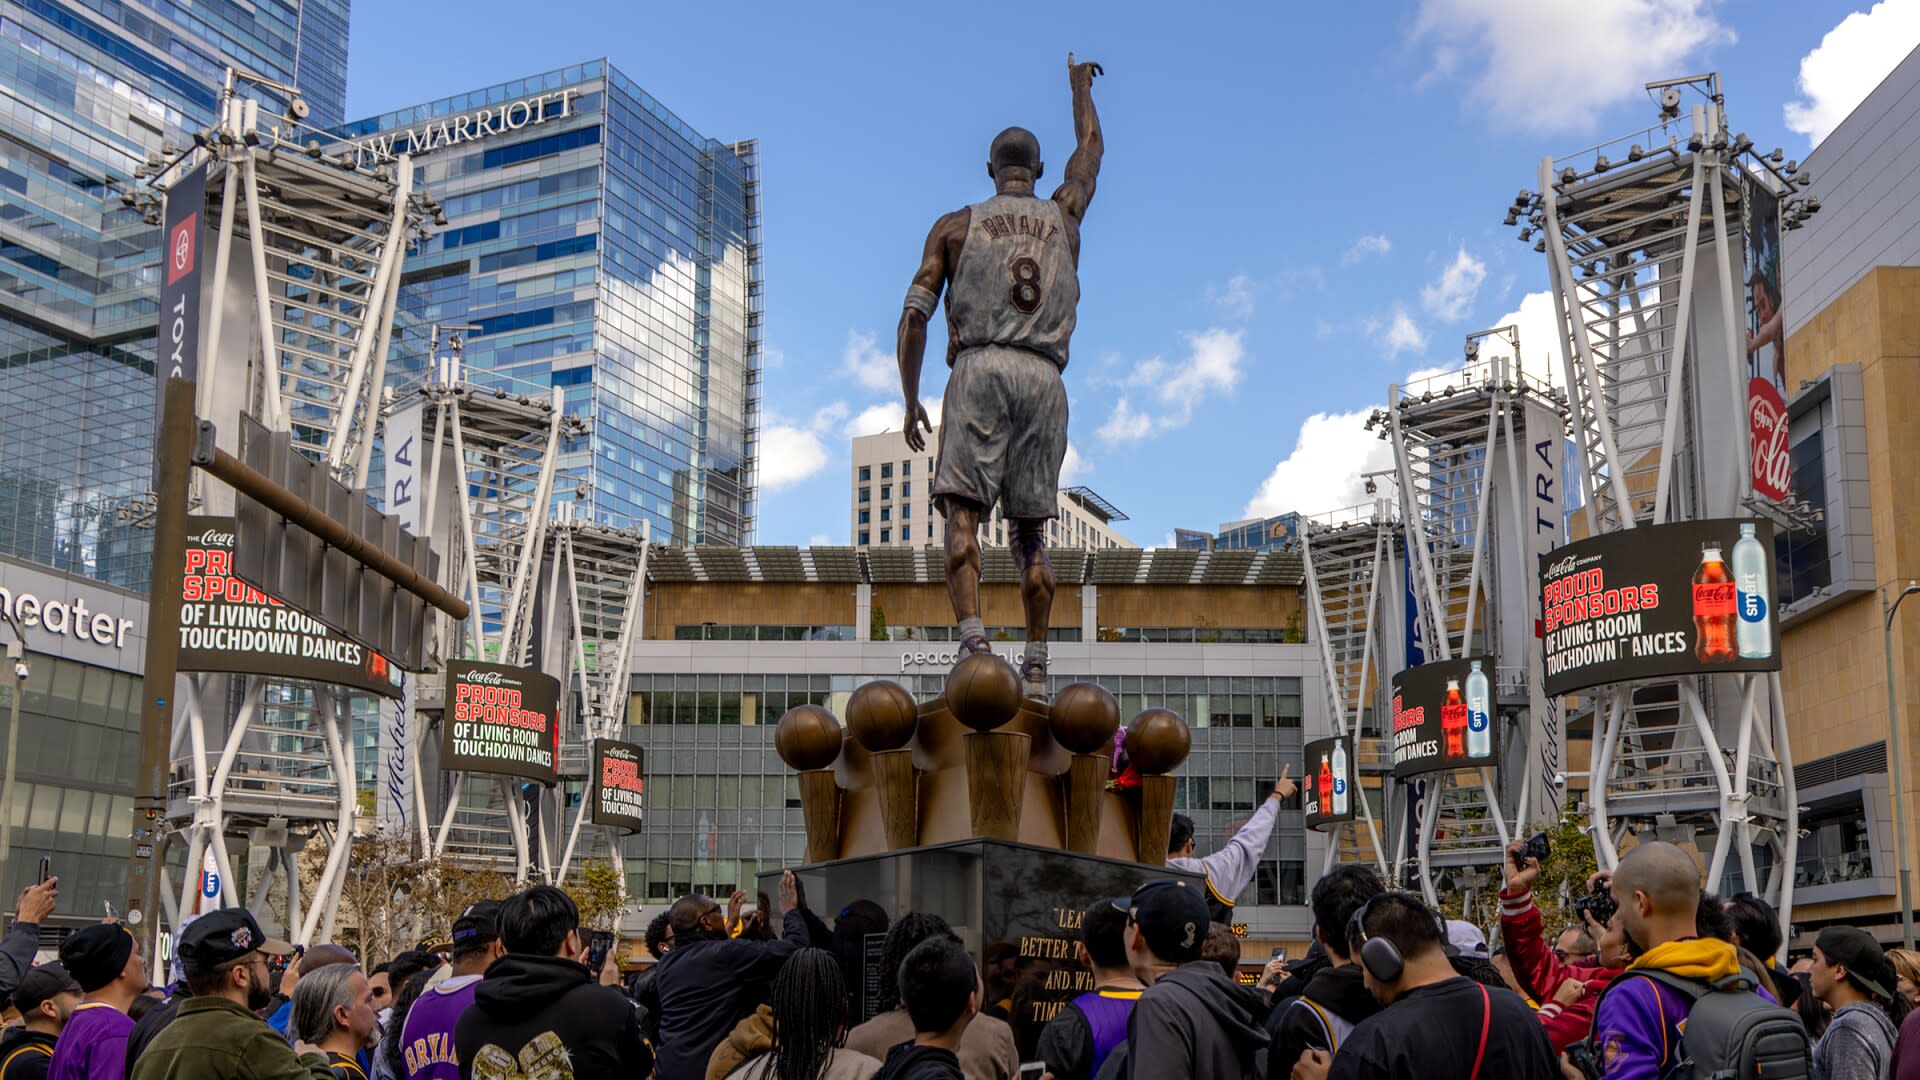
left=1744, top=175, right=1791, bottom=502
left=1539, top=518, right=1781, bottom=698
left=591, top=739, right=646, bottom=833
left=442, top=662, right=561, bottom=784
left=1391, top=655, right=1500, bottom=778
left=177, top=516, right=402, bottom=698
left=1303, top=735, right=1357, bottom=831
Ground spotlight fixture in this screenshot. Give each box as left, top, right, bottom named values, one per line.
left=1658, top=87, right=1683, bottom=120
left=1559, top=166, right=1577, bottom=184
left=284, top=97, right=309, bottom=124
left=1628, top=144, right=1645, bottom=161
left=1504, top=209, right=1519, bottom=226
left=305, top=140, right=323, bottom=159
left=1594, top=154, right=1611, bottom=173
left=1517, top=227, right=1532, bottom=242
left=1533, top=239, right=1546, bottom=253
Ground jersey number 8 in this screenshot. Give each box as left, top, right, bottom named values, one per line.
left=1008, top=257, right=1042, bottom=315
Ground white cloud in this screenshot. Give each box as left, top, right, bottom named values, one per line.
left=808, top=533, right=832, bottom=547
left=1098, top=398, right=1154, bottom=443
left=841, top=330, right=896, bottom=393
left=1412, top=0, right=1732, bottom=132
left=1244, top=408, right=1399, bottom=518
left=1343, top=234, right=1392, bottom=264
left=1099, top=328, right=1249, bottom=442
left=1208, top=274, right=1257, bottom=319
left=758, top=403, right=849, bottom=491
left=1784, top=1, right=1920, bottom=145
left=1060, top=443, right=1089, bottom=484
left=846, top=398, right=942, bottom=438
left=761, top=344, right=786, bottom=370
left=1485, top=290, right=1565, bottom=387
left=1421, top=248, right=1488, bottom=322
left=1378, top=306, right=1428, bottom=357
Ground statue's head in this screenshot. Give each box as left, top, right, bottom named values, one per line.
left=987, top=127, right=1043, bottom=186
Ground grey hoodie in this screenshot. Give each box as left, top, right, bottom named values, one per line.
left=1126, top=961, right=1271, bottom=1080
left=1814, top=1001, right=1897, bottom=1080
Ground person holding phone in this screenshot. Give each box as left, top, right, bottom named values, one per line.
left=2, top=878, right=59, bottom=1007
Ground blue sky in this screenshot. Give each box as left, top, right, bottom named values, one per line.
left=347, top=1, right=1920, bottom=547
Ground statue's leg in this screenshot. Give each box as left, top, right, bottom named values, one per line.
left=1011, top=518, right=1054, bottom=698
left=943, top=500, right=988, bottom=653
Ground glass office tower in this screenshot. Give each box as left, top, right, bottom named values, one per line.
left=0, top=1, right=353, bottom=589
left=336, top=61, right=763, bottom=546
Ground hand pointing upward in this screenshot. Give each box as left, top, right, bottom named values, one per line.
left=1271, top=764, right=1297, bottom=802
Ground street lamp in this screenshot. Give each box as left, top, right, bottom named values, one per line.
left=1885, top=581, right=1920, bottom=951
left=0, top=609, right=25, bottom=872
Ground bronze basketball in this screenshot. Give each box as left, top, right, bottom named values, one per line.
left=775, top=704, right=844, bottom=772
left=1125, top=708, right=1192, bottom=774
left=1049, top=682, right=1120, bottom=755
left=847, top=680, right=920, bottom=751
left=944, top=651, right=1023, bottom=733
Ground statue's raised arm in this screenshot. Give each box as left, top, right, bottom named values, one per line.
left=1051, top=54, right=1104, bottom=224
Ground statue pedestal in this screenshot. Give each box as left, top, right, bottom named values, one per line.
left=761, top=840, right=1201, bottom=1048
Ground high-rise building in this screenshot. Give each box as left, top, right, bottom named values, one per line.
left=333, top=61, right=763, bottom=546
left=0, top=1, right=353, bottom=590
left=850, top=425, right=1131, bottom=550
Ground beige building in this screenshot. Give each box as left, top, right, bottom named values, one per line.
left=849, top=426, right=1134, bottom=551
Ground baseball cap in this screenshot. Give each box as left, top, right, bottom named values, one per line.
left=451, top=900, right=503, bottom=946
left=177, top=909, right=294, bottom=977
left=11, top=962, right=80, bottom=1013
left=58, top=924, right=136, bottom=992
left=416, top=932, right=454, bottom=954
left=1114, top=879, right=1210, bottom=964
left=1816, top=926, right=1895, bottom=1002
left=1446, top=919, right=1491, bottom=961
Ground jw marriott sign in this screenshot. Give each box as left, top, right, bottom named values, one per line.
left=346, top=89, right=578, bottom=166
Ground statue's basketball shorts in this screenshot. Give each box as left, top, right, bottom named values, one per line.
left=932, top=345, right=1068, bottom=522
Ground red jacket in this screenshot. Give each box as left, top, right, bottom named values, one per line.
left=1498, top=886, right=1623, bottom=1053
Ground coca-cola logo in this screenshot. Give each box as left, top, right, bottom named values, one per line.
left=1544, top=556, right=1578, bottom=579
left=191, top=530, right=234, bottom=546
left=460, top=669, right=513, bottom=686
left=1748, top=378, right=1790, bottom=502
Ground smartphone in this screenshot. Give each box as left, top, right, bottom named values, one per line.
left=587, top=930, right=615, bottom=973
left=103, top=900, right=118, bottom=922
left=1018, top=1064, right=1047, bottom=1080
left=1271, top=947, right=1288, bottom=962
left=37, top=857, right=49, bottom=885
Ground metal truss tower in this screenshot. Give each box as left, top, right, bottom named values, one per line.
left=403, top=369, right=582, bottom=879
left=550, top=511, right=650, bottom=884
left=1510, top=74, right=1806, bottom=924
left=157, top=75, right=427, bottom=944
left=1382, top=351, right=1568, bottom=900
left=1298, top=501, right=1395, bottom=879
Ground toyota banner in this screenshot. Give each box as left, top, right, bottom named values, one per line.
left=1391, top=655, right=1500, bottom=778
left=442, top=661, right=561, bottom=784
left=591, top=739, right=647, bottom=833
left=1539, top=518, right=1781, bottom=698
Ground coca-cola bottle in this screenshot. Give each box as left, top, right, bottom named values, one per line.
left=1318, top=753, right=1333, bottom=816
left=1441, top=679, right=1467, bottom=759
left=1331, top=740, right=1349, bottom=815
left=1694, top=543, right=1737, bottom=663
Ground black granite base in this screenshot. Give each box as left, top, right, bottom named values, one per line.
left=760, top=839, right=1203, bottom=1058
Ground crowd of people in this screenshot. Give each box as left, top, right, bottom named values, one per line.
left=10, top=835, right=1920, bottom=1079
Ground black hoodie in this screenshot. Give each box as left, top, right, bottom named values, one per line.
left=1264, top=962, right=1381, bottom=1080
left=1127, top=962, right=1271, bottom=1080
left=872, top=1042, right=966, bottom=1080
left=452, top=953, right=652, bottom=1080
left=0, top=1028, right=56, bottom=1080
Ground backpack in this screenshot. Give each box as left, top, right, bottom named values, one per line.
left=1583, top=968, right=1811, bottom=1080
left=1287, top=996, right=1358, bottom=1053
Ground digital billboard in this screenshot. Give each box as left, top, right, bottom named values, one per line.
left=442, top=661, right=561, bottom=784
left=1391, top=656, right=1499, bottom=778
left=177, top=516, right=403, bottom=698
left=590, top=739, right=646, bottom=833
left=1539, top=518, right=1780, bottom=697
left=1303, top=735, right=1356, bottom=831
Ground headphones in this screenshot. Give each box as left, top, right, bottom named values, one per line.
left=1347, top=892, right=1448, bottom=983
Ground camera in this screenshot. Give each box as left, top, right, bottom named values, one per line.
left=1564, top=1038, right=1603, bottom=1080
left=1573, top=881, right=1618, bottom=927
left=1512, top=831, right=1550, bottom=868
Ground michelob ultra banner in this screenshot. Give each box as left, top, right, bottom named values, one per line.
left=1303, top=735, right=1356, bottom=830
left=1539, top=518, right=1780, bottom=698
left=443, top=661, right=561, bottom=784
left=1391, top=655, right=1500, bottom=778
left=591, top=739, right=646, bottom=833
left=178, top=515, right=403, bottom=698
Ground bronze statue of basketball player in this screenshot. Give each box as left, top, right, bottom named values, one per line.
left=896, top=55, right=1104, bottom=700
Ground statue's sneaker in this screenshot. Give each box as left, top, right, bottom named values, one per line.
left=959, top=634, right=993, bottom=658
left=1020, top=656, right=1049, bottom=701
